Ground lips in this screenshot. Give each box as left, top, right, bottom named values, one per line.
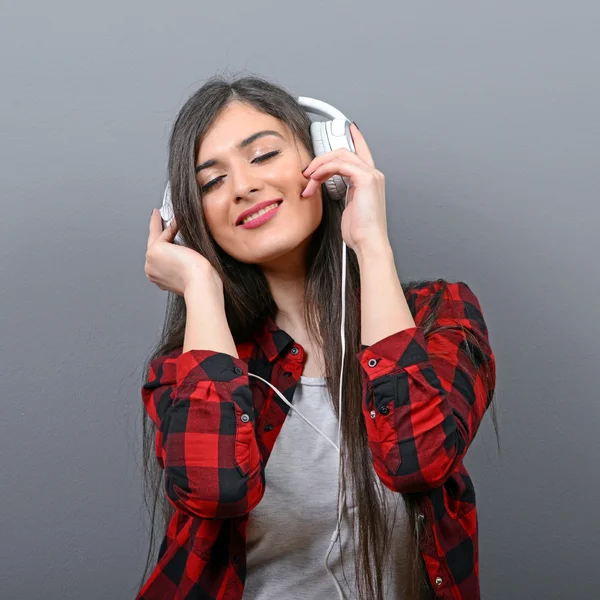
left=236, top=199, right=283, bottom=226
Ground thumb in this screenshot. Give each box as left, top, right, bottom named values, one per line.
left=160, top=217, right=179, bottom=242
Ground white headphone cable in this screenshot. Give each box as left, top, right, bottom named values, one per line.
left=323, top=181, right=350, bottom=600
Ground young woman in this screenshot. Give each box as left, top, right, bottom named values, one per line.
left=138, top=75, right=497, bottom=600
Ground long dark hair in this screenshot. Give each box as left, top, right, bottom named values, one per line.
left=138, top=72, right=499, bottom=600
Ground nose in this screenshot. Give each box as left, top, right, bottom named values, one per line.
left=231, top=161, right=263, bottom=202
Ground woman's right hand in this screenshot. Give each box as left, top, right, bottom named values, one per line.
left=145, top=209, right=223, bottom=297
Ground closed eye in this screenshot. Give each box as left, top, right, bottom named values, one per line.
left=200, top=150, right=282, bottom=193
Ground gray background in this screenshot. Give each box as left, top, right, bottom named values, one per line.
left=1, top=1, right=598, bottom=598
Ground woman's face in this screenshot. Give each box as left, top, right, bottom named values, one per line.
left=195, top=101, right=322, bottom=266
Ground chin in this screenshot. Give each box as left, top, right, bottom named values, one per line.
left=233, top=230, right=314, bottom=266
left=240, top=244, right=302, bottom=266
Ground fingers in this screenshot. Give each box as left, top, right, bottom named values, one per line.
left=147, top=209, right=161, bottom=251
left=349, top=122, right=375, bottom=168
left=302, top=158, right=370, bottom=198
left=147, top=209, right=179, bottom=251
left=303, top=147, right=362, bottom=179
left=302, top=123, right=375, bottom=178
left=302, top=148, right=372, bottom=184
left=160, top=217, right=179, bottom=242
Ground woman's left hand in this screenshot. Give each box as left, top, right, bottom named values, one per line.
left=301, top=122, right=390, bottom=255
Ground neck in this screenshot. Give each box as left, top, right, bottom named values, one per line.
left=265, top=273, right=306, bottom=334
left=259, top=240, right=309, bottom=335
left=259, top=242, right=326, bottom=376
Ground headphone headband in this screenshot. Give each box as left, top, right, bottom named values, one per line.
left=297, top=96, right=348, bottom=121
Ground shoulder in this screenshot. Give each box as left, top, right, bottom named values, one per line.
left=406, top=281, right=492, bottom=354
left=404, top=277, right=478, bottom=299
left=404, top=279, right=485, bottom=322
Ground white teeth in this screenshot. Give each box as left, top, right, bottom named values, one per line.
left=241, top=202, right=280, bottom=225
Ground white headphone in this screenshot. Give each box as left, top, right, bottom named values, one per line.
left=160, top=96, right=354, bottom=599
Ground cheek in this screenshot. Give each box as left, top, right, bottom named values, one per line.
left=297, top=190, right=324, bottom=228
left=200, top=200, right=228, bottom=243
left=268, top=158, right=305, bottom=186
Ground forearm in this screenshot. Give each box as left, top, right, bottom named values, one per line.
left=183, top=281, right=239, bottom=357
left=165, top=283, right=262, bottom=517
left=356, top=242, right=416, bottom=346
left=355, top=279, right=496, bottom=493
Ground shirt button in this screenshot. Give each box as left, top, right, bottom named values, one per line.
left=367, top=358, right=378, bottom=367
left=240, top=414, right=250, bottom=423
left=290, top=347, right=299, bottom=355
left=379, top=406, right=390, bottom=415
left=264, top=424, right=274, bottom=432
left=435, top=576, right=443, bottom=586
left=417, top=513, right=425, bottom=522
left=234, top=366, right=243, bottom=375
left=283, top=371, right=292, bottom=377
left=370, top=410, right=376, bottom=419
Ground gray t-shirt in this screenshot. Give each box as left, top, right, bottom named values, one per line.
left=244, top=375, right=410, bottom=599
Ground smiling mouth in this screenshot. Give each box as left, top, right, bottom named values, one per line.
left=238, top=201, right=282, bottom=226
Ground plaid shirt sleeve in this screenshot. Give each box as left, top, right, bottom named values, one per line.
left=356, top=280, right=496, bottom=493
left=142, top=348, right=265, bottom=519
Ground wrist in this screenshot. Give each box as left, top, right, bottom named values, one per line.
left=355, top=240, right=394, bottom=266
left=184, top=270, right=224, bottom=303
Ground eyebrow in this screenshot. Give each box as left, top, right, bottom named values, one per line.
left=195, top=130, right=285, bottom=173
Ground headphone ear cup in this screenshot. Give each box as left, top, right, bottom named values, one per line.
left=309, top=121, right=346, bottom=201
left=159, top=182, right=184, bottom=245
left=159, top=182, right=174, bottom=222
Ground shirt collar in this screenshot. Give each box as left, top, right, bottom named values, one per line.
left=251, top=315, right=297, bottom=363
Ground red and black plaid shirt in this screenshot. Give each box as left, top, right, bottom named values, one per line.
left=137, top=280, right=496, bottom=600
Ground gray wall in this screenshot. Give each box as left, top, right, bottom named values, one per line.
left=1, top=1, right=598, bottom=598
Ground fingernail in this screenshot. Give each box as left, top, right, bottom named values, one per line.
left=352, top=121, right=359, bottom=130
